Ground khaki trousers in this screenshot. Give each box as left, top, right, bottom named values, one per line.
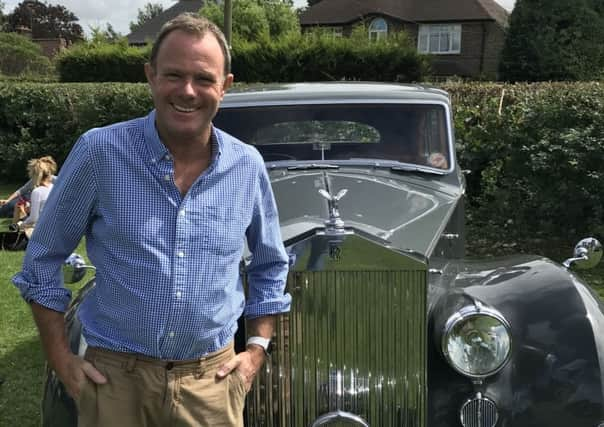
left=77, top=342, right=246, bottom=427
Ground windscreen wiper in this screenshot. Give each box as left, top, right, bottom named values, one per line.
left=390, top=164, right=445, bottom=175
left=286, top=164, right=340, bottom=171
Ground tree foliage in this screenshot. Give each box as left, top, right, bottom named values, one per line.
left=262, top=0, right=300, bottom=38
left=6, top=1, right=83, bottom=43
left=129, top=2, right=164, bottom=33
left=89, top=23, right=124, bottom=44
left=0, top=1, right=6, bottom=29
left=499, top=0, right=604, bottom=81
left=200, top=0, right=299, bottom=42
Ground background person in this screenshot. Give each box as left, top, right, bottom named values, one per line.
left=0, top=183, right=30, bottom=218
left=0, top=155, right=58, bottom=218
left=11, top=156, right=57, bottom=238
left=13, top=13, right=289, bottom=427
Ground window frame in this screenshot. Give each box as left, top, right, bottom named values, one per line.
left=368, top=18, right=388, bottom=41
left=417, top=24, right=462, bottom=54
left=330, top=26, right=343, bottom=38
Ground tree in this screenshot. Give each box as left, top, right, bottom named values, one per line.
left=499, top=0, right=604, bottom=81
left=129, top=2, right=164, bottom=33
left=0, top=0, right=6, bottom=31
left=89, top=23, right=124, bottom=44
left=263, top=0, right=299, bottom=38
left=6, top=1, right=83, bottom=43
left=201, top=0, right=299, bottom=42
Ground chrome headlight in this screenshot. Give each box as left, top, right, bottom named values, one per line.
left=442, top=303, right=512, bottom=378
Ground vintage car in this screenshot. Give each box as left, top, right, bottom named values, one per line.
left=46, top=83, right=603, bottom=427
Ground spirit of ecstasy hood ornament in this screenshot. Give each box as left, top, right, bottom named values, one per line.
left=318, top=188, right=348, bottom=231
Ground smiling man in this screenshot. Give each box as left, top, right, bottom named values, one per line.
left=13, top=13, right=290, bottom=427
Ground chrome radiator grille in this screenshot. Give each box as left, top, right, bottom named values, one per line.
left=247, top=266, right=427, bottom=427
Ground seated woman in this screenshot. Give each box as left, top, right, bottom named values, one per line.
left=0, top=156, right=58, bottom=219
left=11, top=156, right=57, bottom=238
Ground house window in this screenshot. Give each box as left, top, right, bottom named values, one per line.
left=368, top=18, right=388, bottom=41
left=418, top=24, right=461, bottom=54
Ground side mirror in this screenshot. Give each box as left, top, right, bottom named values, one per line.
left=562, top=238, right=602, bottom=270
left=63, top=253, right=94, bottom=284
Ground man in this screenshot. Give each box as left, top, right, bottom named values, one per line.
left=13, top=13, right=290, bottom=427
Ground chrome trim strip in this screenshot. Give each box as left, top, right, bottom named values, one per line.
left=311, top=410, right=369, bottom=427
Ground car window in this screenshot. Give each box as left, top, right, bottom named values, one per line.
left=214, top=103, right=450, bottom=169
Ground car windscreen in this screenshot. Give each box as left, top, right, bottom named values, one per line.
left=213, top=103, right=451, bottom=170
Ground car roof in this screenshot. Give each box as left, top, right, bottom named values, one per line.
left=222, top=82, right=450, bottom=106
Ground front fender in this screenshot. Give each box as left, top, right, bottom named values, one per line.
left=41, top=279, right=95, bottom=427
left=428, top=256, right=604, bottom=426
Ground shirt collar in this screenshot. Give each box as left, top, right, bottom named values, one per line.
left=143, top=110, right=224, bottom=165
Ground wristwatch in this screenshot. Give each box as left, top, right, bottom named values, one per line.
left=246, top=336, right=271, bottom=355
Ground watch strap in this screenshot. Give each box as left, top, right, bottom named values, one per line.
left=246, top=336, right=271, bottom=354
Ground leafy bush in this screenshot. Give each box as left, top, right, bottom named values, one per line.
left=0, top=83, right=152, bottom=180
left=56, top=42, right=151, bottom=82
left=233, top=28, right=429, bottom=82
left=55, top=25, right=428, bottom=83
left=0, top=32, right=54, bottom=77
left=447, top=82, right=604, bottom=239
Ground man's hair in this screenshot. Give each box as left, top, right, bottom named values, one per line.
left=149, top=13, right=231, bottom=77
left=27, top=156, right=57, bottom=187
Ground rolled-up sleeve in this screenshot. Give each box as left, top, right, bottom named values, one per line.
left=12, top=135, right=97, bottom=312
left=244, top=162, right=291, bottom=318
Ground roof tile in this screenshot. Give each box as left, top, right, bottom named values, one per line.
left=300, top=0, right=508, bottom=27
left=127, top=0, right=206, bottom=45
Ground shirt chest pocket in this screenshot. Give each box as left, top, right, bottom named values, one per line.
left=190, top=205, right=247, bottom=256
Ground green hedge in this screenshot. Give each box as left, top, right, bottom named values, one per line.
left=446, top=82, right=604, bottom=239
left=0, top=81, right=602, bottom=240
left=232, top=31, right=429, bottom=83
left=0, top=83, right=152, bottom=179
left=55, top=43, right=151, bottom=83
left=55, top=32, right=429, bottom=83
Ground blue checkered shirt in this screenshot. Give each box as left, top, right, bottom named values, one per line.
left=13, top=110, right=291, bottom=360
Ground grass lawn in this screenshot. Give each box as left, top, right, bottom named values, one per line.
left=0, top=183, right=601, bottom=425
left=0, top=183, right=91, bottom=427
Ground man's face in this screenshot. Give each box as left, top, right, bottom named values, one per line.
left=145, top=30, right=234, bottom=145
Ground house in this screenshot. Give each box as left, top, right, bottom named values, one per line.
left=13, top=26, right=67, bottom=59
left=299, top=0, right=509, bottom=79
left=127, top=0, right=206, bottom=46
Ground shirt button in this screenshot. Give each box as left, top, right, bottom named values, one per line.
left=168, top=331, right=175, bottom=338
left=164, top=154, right=171, bottom=161
left=164, top=174, right=171, bottom=181
left=175, top=291, right=182, bottom=298
left=177, top=251, right=185, bottom=258
left=179, top=209, right=186, bottom=217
